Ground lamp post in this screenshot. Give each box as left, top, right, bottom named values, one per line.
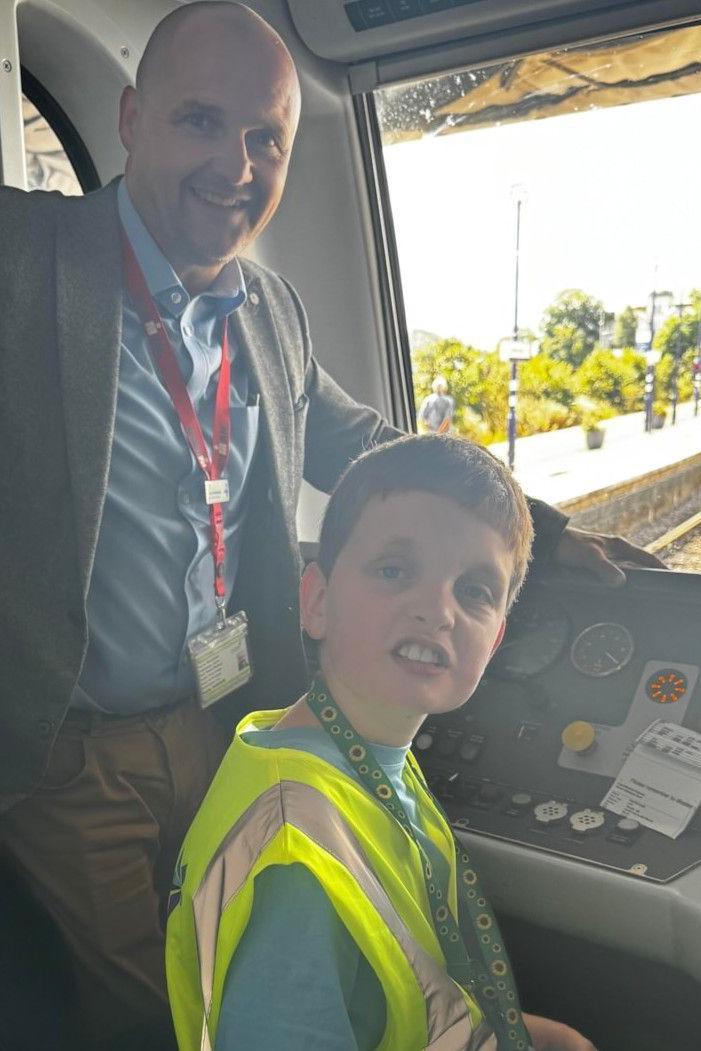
left=671, top=298, right=691, bottom=425
left=504, top=185, right=527, bottom=471
left=637, top=289, right=672, bottom=432
left=498, top=338, right=537, bottom=471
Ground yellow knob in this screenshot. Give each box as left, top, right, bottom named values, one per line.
left=561, top=720, right=596, bottom=754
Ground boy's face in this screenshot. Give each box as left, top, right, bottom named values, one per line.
left=301, top=491, right=513, bottom=743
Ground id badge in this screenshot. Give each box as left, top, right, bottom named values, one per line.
left=205, top=478, right=230, bottom=504
left=187, top=610, right=252, bottom=709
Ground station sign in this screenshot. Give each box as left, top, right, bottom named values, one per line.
left=499, top=339, right=536, bottom=361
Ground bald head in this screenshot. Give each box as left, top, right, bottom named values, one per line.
left=119, top=0, right=301, bottom=293
left=136, top=3, right=298, bottom=96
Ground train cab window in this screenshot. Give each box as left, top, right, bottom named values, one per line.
left=20, top=70, right=99, bottom=195
left=375, top=22, right=701, bottom=571
left=22, top=94, right=82, bottom=195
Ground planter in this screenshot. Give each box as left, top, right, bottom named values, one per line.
left=651, top=413, right=666, bottom=430
left=584, top=428, right=605, bottom=450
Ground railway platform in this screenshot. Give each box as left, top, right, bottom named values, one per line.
left=490, top=400, right=701, bottom=509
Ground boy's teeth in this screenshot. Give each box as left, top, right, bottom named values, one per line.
left=397, top=643, right=441, bottom=665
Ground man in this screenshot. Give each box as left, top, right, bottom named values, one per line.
left=418, top=375, right=455, bottom=433
left=0, top=2, right=661, bottom=1048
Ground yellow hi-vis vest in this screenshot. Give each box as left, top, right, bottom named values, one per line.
left=166, top=709, right=495, bottom=1051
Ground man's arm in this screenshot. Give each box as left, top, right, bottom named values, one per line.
left=523, top=1012, right=597, bottom=1050
left=214, top=863, right=385, bottom=1051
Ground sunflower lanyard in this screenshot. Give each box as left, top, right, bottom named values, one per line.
left=306, top=679, right=533, bottom=1051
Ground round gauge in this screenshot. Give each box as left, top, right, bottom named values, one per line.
left=646, top=668, right=688, bottom=704
left=570, top=622, right=634, bottom=678
left=488, top=603, right=569, bottom=680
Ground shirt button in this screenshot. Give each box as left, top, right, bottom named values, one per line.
left=249, top=291, right=259, bottom=307
left=171, top=291, right=182, bottom=305
left=182, top=324, right=193, bottom=337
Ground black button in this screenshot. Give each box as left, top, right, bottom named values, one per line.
left=389, top=0, right=421, bottom=17
left=38, top=720, right=53, bottom=737
left=437, top=732, right=461, bottom=757
left=358, top=0, right=393, bottom=26
left=344, top=3, right=367, bottom=30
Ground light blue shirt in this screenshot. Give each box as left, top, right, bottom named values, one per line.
left=72, top=179, right=259, bottom=712
left=214, top=726, right=451, bottom=1051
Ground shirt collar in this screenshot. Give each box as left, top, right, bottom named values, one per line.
left=117, top=178, right=247, bottom=319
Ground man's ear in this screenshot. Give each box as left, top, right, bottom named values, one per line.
left=300, top=562, right=328, bottom=641
left=489, top=619, right=507, bottom=658
left=118, top=86, right=139, bottom=153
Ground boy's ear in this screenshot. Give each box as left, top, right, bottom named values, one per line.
left=300, top=562, right=328, bottom=641
left=489, top=620, right=507, bottom=657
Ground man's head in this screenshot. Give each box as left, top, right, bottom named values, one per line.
left=119, top=2, right=300, bottom=292
left=432, top=376, right=449, bottom=395
left=300, top=436, right=533, bottom=740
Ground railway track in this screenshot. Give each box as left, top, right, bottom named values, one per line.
left=646, top=510, right=701, bottom=571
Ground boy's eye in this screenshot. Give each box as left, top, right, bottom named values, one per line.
left=456, top=581, right=492, bottom=607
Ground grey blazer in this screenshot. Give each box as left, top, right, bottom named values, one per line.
left=0, top=180, right=566, bottom=808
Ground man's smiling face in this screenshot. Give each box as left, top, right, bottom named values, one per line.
left=301, top=490, right=512, bottom=744
left=119, top=9, right=300, bottom=291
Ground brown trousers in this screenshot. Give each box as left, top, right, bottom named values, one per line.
left=0, top=701, right=229, bottom=1049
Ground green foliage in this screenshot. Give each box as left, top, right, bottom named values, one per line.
left=541, top=290, right=604, bottom=367
left=519, top=354, right=576, bottom=406
left=575, top=397, right=615, bottom=432
left=614, top=306, right=638, bottom=349
left=410, top=287, right=700, bottom=447
left=574, top=347, right=645, bottom=412
left=655, top=347, right=696, bottom=403
left=412, top=338, right=508, bottom=442
left=516, top=396, right=579, bottom=436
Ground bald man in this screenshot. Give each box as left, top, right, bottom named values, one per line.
left=0, top=3, right=662, bottom=1048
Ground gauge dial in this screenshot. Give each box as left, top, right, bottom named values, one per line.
left=488, top=603, right=569, bottom=679
left=646, top=668, right=688, bottom=704
left=570, top=622, right=634, bottom=678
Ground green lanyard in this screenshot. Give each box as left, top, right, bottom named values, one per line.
left=306, top=678, right=533, bottom=1051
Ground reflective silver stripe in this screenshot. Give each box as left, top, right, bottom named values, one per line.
left=192, top=779, right=481, bottom=1049
left=429, top=1019, right=496, bottom=1051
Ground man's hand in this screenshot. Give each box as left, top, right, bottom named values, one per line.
left=523, top=1012, right=597, bottom=1050
left=553, top=525, right=666, bottom=586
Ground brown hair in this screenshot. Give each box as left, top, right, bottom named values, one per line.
left=317, top=435, right=533, bottom=609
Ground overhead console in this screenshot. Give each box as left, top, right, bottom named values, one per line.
left=286, top=0, right=701, bottom=66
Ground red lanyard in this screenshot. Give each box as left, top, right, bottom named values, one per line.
left=121, top=229, right=231, bottom=614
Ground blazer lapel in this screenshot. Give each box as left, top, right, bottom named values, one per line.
left=55, top=183, right=123, bottom=592
left=232, top=275, right=296, bottom=525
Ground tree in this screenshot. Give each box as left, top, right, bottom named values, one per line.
left=614, top=306, right=638, bottom=349
left=540, top=290, right=604, bottom=367
left=411, top=338, right=508, bottom=442
left=575, top=347, right=645, bottom=412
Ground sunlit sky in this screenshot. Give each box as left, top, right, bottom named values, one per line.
left=383, top=91, right=701, bottom=350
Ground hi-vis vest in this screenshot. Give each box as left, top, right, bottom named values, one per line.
left=166, top=709, right=496, bottom=1051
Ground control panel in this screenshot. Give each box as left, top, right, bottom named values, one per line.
left=414, top=567, right=701, bottom=883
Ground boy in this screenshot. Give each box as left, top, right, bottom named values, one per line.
left=166, top=436, right=596, bottom=1051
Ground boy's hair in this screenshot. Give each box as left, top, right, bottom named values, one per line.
left=317, top=435, right=533, bottom=610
